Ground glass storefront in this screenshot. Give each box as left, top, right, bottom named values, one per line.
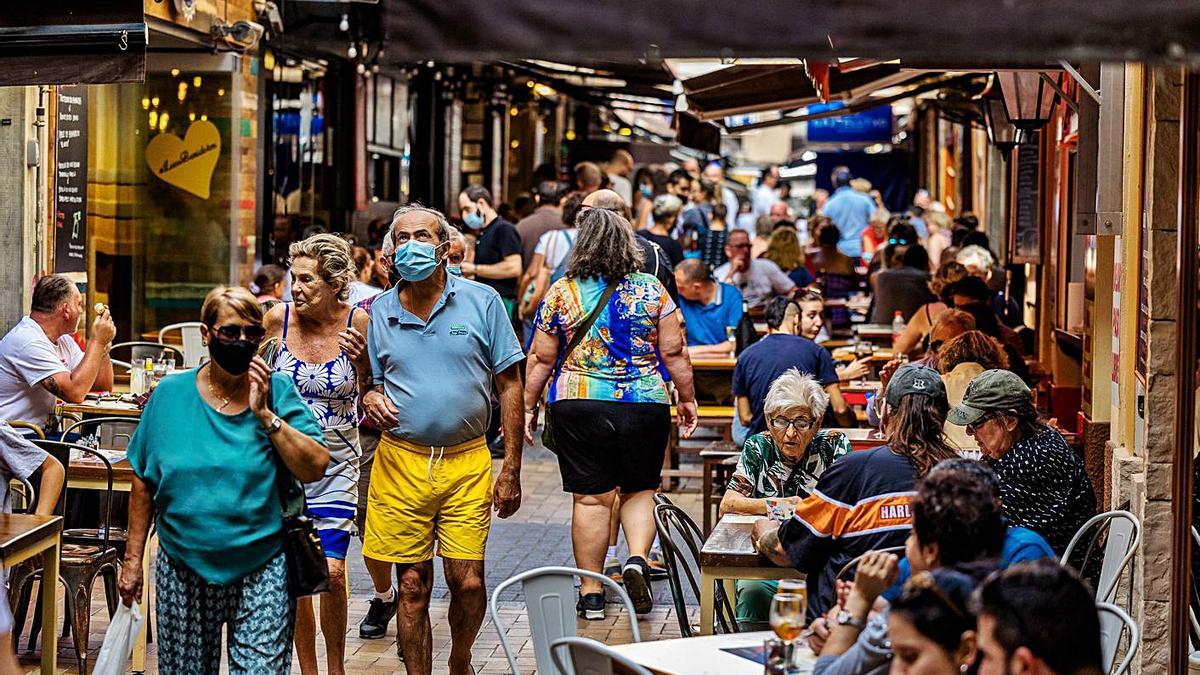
left=86, top=54, right=239, bottom=341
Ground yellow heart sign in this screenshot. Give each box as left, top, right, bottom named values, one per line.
left=145, top=120, right=221, bottom=199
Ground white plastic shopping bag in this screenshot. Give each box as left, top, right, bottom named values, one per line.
left=92, top=602, right=144, bottom=675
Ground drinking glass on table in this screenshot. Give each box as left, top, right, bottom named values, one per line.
left=769, top=593, right=806, bottom=643
left=777, top=579, right=807, bottom=609
left=853, top=340, right=874, bottom=384
left=726, top=326, right=737, bottom=355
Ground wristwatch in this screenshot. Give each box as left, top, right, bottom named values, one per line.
left=835, top=610, right=866, bottom=631
left=265, top=415, right=283, bottom=434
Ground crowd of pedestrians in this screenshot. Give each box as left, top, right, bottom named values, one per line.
left=0, top=149, right=1114, bottom=674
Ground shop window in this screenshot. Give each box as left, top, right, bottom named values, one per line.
left=86, top=60, right=236, bottom=341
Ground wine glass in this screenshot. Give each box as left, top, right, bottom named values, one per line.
left=777, top=578, right=808, bottom=610
left=769, top=593, right=806, bottom=645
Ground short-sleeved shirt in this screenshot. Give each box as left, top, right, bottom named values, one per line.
left=535, top=273, right=676, bottom=404
left=987, top=426, right=1097, bottom=554
left=727, top=430, right=851, bottom=501
left=474, top=216, right=522, bottom=300
left=637, top=230, right=685, bottom=267
left=0, top=317, right=85, bottom=427
left=536, top=228, right=578, bottom=276
left=714, top=258, right=796, bottom=308
left=778, top=445, right=918, bottom=619
left=678, top=283, right=743, bottom=346
left=823, top=186, right=877, bottom=258
left=869, top=267, right=934, bottom=323
left=126, top=369, right=324, bottom=584
left=732, top=334, right=839, bottom=435
left=0, top=423, right=48, bottom=513
left=368, top=275, right=524, bottom=446
left=515, top=206, right=563, bottom=269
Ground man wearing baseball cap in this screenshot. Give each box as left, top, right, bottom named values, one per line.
left=949, top=369, right=1095, bottom=554
left=751, top=364, right=959, bottom=621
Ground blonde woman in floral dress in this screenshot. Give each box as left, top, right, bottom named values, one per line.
left=263, top=233, right=371, bottom=675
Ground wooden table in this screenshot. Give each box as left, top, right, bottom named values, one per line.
left=830, top=346, right=895, bottom=362
left=68, top=456, right=150, bottom=671
left=0, top=514, right=62, bottom=674
left=853, top=324, right=895, bottom=345
left=699, top=514, right=802, bottom=635
left=700, top=442, right=740, bottom=535
left=57, top=398, right=144, bottom=420
left=611, top=630, right=816, bottom=674
left=691, top=356, right=737, bottom=371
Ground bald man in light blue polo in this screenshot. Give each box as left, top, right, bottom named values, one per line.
left=361, top=204, right=524, bottom=675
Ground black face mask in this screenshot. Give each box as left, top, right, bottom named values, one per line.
left=208, top=338, right=258, bottom=375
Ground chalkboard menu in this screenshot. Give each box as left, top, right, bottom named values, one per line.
left=1011, top=132, right=1041, bottom=264
left=54, top=85, right=88, bottom=274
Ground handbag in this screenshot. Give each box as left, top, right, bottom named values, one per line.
left=274, top=451, right=331, bottom=598
left=541, top=280, right=618, bottom=452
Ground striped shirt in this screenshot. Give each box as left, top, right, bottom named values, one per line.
left=777, top=445, right=918, bottom=619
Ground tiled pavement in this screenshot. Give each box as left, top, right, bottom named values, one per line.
left=14, top=443, right=709, bottom=673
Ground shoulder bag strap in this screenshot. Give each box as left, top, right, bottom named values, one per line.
left=553, top=279, right=618, bottom=377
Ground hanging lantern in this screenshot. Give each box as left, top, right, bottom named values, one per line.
left=981, top=94, right=1020, bottom=158
left=995, top=71, right=1057, bottom=129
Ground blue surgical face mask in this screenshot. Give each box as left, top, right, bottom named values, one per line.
left=393, top=241, right=444, bottom=282
left=463, top=211, right=484, bottom=230
left=640, top=184, right=653, bottom=199
left=447, top=265, right=463, bottom=277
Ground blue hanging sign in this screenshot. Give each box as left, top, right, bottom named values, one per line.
left=807, top=102, right=893, bottom=143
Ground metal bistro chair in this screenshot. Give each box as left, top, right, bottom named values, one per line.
left=11, top=440, right=119, bottom=675
left=157, top=322, right=205, bottom=368
left=490, top=566, right=641, bottom=675
left=835, top=546, right=909, bottom=582
left=653, top=501, right=740, bottom=636
left=4, top=421, right=45, bottom=440
left=109, top=341, right=184, bottom=373
left=59, top=417, right=139, bottom=555
left=549, top=636, right=652, bottom=675
left=1097, top=601, right=1139, bottom=675
left=1060, top=510, right=1140, bottom=604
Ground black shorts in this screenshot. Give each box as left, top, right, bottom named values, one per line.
left=549, top=399, right=671, bottom=495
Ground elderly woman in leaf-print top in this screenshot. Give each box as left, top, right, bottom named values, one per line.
left=522, top=199, right=698, bottom=621
left=720, top=368, right=851, bottom=623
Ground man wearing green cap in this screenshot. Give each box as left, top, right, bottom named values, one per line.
left=949, top=369, right=1095, bottom=554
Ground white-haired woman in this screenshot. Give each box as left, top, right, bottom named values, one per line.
left=263, top=233, right=371, bottom=675
left=523, top=205, right=698, bottom=620
left=720, top=368, right=852, bottom=623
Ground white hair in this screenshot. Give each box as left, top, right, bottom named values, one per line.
left=956, top=245, right=995, bottom=271
left=447, top=227, right=466, bottom=247
left=381, top=230, right=395, bottom=256
left=763, top=368, right=829, bottom=420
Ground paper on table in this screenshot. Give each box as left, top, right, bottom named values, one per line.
left=722, top=515, right=763, bottom=524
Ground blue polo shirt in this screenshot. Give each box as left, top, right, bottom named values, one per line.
left=367, top=274, right=524, bottom=446
left=679, top=282, right=744, bottom=346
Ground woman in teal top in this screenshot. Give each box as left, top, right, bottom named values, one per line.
left=117, top=286, right=328, bottom=675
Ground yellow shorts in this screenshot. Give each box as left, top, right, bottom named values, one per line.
left=362, top=434, right=493, bottom=564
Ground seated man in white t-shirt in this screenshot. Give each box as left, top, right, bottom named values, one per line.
left=0, top=274, right=116, bottom=430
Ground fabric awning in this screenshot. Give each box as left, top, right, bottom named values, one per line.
left=681, top=62, right=929, bottom=121
left=379, top=0, right=1200, bottom=64
left=0, top=3, right=146, bottom=85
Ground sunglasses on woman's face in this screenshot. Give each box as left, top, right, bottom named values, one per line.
left=209, top=323, right=267, bottom=344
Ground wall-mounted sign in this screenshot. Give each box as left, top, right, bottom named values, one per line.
left=1010, top=134, right=1042, bottom=264
left=807, top=102, right=893, bottom=144
left=145, top=120, right=221, bottom=199
left=54, top=85, right=88, bottom=274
